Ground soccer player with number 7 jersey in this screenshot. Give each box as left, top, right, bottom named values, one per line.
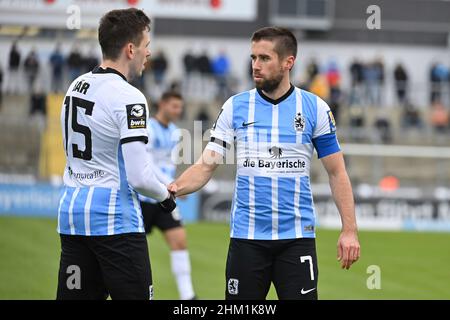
left=169, top=27, right=361, bottom=300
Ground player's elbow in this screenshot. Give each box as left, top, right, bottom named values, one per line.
left=127, top=167, right=148, bottom=191
left=128, top=167, right=168, bottom=201
left=198, top=150, right=221, bottom=172
left=127, top=172, right=147, bottom=193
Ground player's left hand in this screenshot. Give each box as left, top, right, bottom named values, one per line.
left=337, top=231, right=360, bottom=270
left=159, top=192, right=177, bottom=213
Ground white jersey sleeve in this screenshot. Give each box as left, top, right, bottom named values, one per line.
left=122, top=141, right=169, bottom=201
left=206, top=97, right=234, bottom=156
left=113, top=88, right=150, bottom=144
left=113, top=87, right=169, bottom=200
left=313, top=96, right=337, bottom=139
left=312, top=96, right=340, bottom=158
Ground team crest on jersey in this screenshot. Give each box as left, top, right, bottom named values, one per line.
left=294, top=112, right=306, bottom=132
left=228, top=278, right=239, bottom=295
left=126, top=104, right=146, bottom=129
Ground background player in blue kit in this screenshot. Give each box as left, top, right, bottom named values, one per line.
left=139, top=91, right=197, bottom=300
left=169, top=27, right=360, bottom=300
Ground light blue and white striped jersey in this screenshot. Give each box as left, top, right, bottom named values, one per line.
left=58, top=67, right=150, bottom=236
left=139, top=118, right=179, bottom=203
left=206, top=85, right=340, bottom=240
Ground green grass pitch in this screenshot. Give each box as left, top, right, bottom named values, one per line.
left=0, top=216, right=449, bottom=299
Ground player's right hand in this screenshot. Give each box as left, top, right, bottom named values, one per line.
left=167, top=183, right=178, bottom=195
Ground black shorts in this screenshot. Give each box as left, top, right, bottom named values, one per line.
left=56, top=233, right=152, bottom=300
left=140, top=201, right=182, bottom=234
left=225, top=238, right=318, bottom=300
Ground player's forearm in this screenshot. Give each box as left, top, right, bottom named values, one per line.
left=329, top=170, right=358, bottom=233
left=153, top=167, right=172, bottom=186
left=173, top=149, right=220, bottom=196
left=122, top=141, right=169, bottom=202
left=132, top=162, right=169, bottom=201
left=174, top=162, right=215, bottom=196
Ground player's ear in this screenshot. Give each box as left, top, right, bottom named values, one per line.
left=125, top=43, right=134, bottom=60
left=285, top=55, right=295, bottom=71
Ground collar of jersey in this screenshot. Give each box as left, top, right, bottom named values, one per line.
left=92, top=66, right=127, bottom=82
left=153, top=117, right=170, bottom=129
left=256, top=83, right=295, bottom=105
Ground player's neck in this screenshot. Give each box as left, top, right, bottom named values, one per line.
left=99, top=60, right=130, bottom=82
left=260, top=77, right=292, bottom=102
left=155, top=113, right=170, bottom=127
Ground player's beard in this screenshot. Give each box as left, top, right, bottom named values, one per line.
left=254, top=67, right=284, bottom=93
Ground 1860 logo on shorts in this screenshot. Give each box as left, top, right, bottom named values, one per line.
left=227, top=278, right=239, bottom=295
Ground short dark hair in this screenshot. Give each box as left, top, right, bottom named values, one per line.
left=98, top=8, right=151, bottom=60
left=160, top=91, right=183, bottom=103
left=251, top=27, right=297, bottom=58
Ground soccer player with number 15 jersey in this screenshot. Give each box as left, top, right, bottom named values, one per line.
left=56, top=8, right=175, bottom=300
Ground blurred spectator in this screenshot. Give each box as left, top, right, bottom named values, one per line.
left=197, top=51, right=212, bottom=75
left=394, top=63, right=408, bottom=106
left=430, top=101, right=449, bottom=134
left=326, top=60, right=341, bottom=123
left=401, top=103, right=423, bottom=130
left=197, top=51, right=212, bottom=97
left=430, top=63, right=440, bottom=103
left=84, top=48, right=99, bottom=72
left=349, top=58, right=364, bottom=106
left=374, top=117, right=392, bottom=143
left=151, top=50, right=168, bottom=85
left=212, top=50, right=230, bottom=101
left=305, top=58, right=319, bottom=89
left=67, top=46, right=83, bottom=81
left=49, top=44, right=65, bottom=93
left=24, top=49, right=40, bottom=92
left=183, top=50, right=196, bottom=75
left=326, top=60, right=340, bottom=87
left=7, top=41, right=21, bottom=94
left=364, top=60, right=383, bottom=107
left=196, top=107, right=211, bottom=133
left=309, top=73, right=329, bottom=101
left=29, top=84, right=46, bottom=116
left=349, top=107, right=365, bottom=141
left=429, top=62, right=449, bottom=104
left=329, top=85, right=341, bottom=124
left=182, top=50, right=197, bottom=97
left=373, top=58, right=385, bottom=106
